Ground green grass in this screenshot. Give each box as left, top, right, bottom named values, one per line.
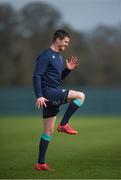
left=0, top=116, right=121, bottom=179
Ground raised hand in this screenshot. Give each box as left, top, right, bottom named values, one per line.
left=66, top=56, right=79, bottom=70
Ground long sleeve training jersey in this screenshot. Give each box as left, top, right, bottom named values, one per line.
left=33, top=48, right=71, bottom=98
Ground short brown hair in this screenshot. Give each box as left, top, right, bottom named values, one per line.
left=53, top=29, right=70, bottom=42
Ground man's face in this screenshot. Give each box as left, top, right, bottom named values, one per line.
left=57, top=36, right=70, bottom=51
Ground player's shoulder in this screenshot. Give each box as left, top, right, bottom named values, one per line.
left=39, top=48, right=49, bottom=57
left=36, top=48, right=59, bottom=62
left=36, top=48, right=50, bottom=61
left=40, top=48, right=54, bottom=58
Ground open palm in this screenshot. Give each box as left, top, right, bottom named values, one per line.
left=66, top=56, right=79, bottom=70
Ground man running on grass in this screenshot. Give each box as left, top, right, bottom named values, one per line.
left=33, top=29, right=85, bottom=171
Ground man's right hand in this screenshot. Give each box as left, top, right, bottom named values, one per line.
left=36, top=97, right=49, bottom=108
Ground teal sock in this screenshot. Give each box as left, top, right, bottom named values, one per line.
left=37, top=133, right=51, bottom=164
left=60, top=99, right=84, bottom=126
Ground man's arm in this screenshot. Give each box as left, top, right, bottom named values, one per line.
left=61, top=68, right=71, bottom=80
left=33, top=55, right=49, bottom=108
left=61, top=56, right=79, bottom=80
left=33, top=55, right=49, bottom=98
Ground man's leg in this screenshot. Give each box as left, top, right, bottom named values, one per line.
left=35, top=116, right=56, bottom=171
left=57, top=90, right=85, bottom=135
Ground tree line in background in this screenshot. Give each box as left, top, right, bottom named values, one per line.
left=0, top=2, right=121, bottom=87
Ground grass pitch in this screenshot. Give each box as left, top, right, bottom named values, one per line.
left=0, top=116, right=121, bottom=179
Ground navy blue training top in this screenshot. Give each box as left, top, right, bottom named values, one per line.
left=33, top=48, right=71, bottom=98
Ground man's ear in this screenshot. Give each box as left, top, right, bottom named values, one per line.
left=56, top=37, right=61, bottom=43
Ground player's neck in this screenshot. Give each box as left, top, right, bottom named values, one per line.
left=50, top=42, right=59, bottom=52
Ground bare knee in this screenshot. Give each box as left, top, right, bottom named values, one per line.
left=77, top=92, right=85, bottom=101
left=43, top=116, right=56, bottom=136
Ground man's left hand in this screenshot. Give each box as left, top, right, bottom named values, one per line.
left=66, top=56, right=79, bottom=70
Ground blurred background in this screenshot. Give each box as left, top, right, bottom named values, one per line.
left=0, top=0, right=121, bottom=116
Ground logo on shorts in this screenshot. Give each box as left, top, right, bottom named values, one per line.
left=62, top=89, right=66, bottom=92
left=52, top=100, right=60, bottom=106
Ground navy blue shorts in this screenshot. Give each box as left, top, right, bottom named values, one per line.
left=42, top=86, right=69, bottom=118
